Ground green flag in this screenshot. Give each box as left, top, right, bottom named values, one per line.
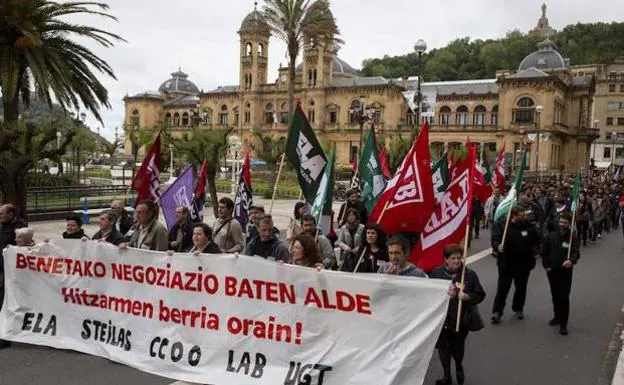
left=311, top=147, right=335, bottom=220
left=570, top=174, right=581, bottom=215
left=285, top=104, right=327, bottom=204
left=494, top=150, right=528, bottom=223
left=432, top=153, right=450, bottom=200
left=358, top=128, right=386, bottom=212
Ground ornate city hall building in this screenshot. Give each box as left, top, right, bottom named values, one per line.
left=124, top=4, right=622, bottom=172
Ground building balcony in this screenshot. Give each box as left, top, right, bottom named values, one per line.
left=429, top=124, right=501, bottom=132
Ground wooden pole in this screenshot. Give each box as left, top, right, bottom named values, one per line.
left=455, top=222, right=472, bottom=332
left=500, top=195, right=516, bottom=250
left=352, top=247, right=368, bottom=273
left=567, top=201, right=578, bottom=260
left=269, top=153, right=286, bottom=215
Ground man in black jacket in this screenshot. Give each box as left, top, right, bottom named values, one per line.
left=92, top=210, right=124, bottom=245
left=542, top=212, right=580, bottom=335
left=110, top=199, right=134, bottom=236
left=0, top=203, right=25, bottom=349
left=491, top=206, right=541, bottom=324
left=243, top=215, right=290, bottom=262
left=168, top=206, right=194, bottom=252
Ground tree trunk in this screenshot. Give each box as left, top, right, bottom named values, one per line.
left=2, top=92, right=20, bottom=124
left=288, top=56, right=296, bottom=116
left=0, top=165, right=30, bottom=223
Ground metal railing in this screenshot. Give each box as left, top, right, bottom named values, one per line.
left=27, top=186, right=131, bottom=213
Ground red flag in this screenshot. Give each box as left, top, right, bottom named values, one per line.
left=369, top=122, right=435, bottom=234
left=351, top=154, right=358, bottom=174
left=410, top=145, right=476, bottom=272
left=492, top=144, right=506, bottom=192
left=131, top=133, right=161, bottom=204
left=466, top=140, right=492, bottom=203
left=191, top=158, right=208, bottom=222
left=234, top=145, right=253, bottom=230
left=378, top=146, right=392, bottom=179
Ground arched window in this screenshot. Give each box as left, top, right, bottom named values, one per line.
left=182, top=112, right=189, bottom=126
left=264, top=103, right=275, bottom=124
left=203, top=108, right=212, bottom=125
left=439, top=106, right=451, bottom=125
left=246, top=43, right=252, bottom=56
left=130, top=109, right=140, bottom=126
left=474, top=105, right=486, bottom=126
left=513, top=97, right=535, bottom=123
left=349, top=99, right=362, bottom=124
left=219, top=105, right=228, bottom=125
left=370, top=102, right=383, bottom=125
left=132, top=109, right=139, bottom=115
left=280, top=102, right=289, bottom=124
left=491, top=105, right=499, bottom=126
left=258, top=43, right=264, bottom=57
left=165, top=112, right=172, bottom=127
left=173, top=112, right=180, bottom=126
left=456, top=105, right=468, bottom=126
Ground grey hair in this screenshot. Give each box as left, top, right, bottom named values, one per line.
left=15, top=227, right=34, bottom=242
left=100, top=209, right=118, bottom=223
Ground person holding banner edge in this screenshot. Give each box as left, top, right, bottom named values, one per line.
left=187, top=223, right=220, bottom=254
left=430, top=244, right=486, bottom=385
left=121, top=200, right=168, bottom=252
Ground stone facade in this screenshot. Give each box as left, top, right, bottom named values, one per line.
left=123, top=4, right=600, bottom=173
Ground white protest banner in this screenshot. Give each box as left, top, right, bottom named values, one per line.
left=0, top=240, right=449, bottom=385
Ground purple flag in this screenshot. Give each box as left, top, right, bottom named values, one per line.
left=159, top=165, right=194, bottom=230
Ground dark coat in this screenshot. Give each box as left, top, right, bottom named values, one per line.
left=345, top=245, right=388, bottom=273
left=338, top=201, right=368, bottom=226
left=187, top=242, right=221, bottom=254
left=62, top=229, right=88, bottom=239
left=92, top=228, right=124, bottom=245
left=117, top=212, right=134, bottom=235
left=243, top=235, right=290, bottom=262
left=471, top=197, right=484, bottom=220
left=430, top=266, right=486, bottom=330
left=491, top=220, right=540, bottom=270
left=0, top=218, right=26, bottom=273
left=542, top=229, right=580, bottom=270
left=168, top=219, right=194, bottom=252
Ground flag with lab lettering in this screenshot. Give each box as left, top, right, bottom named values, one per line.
left=494, top=150, right=528, bottom=223
left=492, top=144, right=506, bottom=193
left=285, top=103, right=327, bottom=204
left=359, top=127, right=386, bottom=213
left=131, top=133, right=161, bottom=204
left=432, top=153, right=450, bottom=201
left=369, top=122, right=434, bottom=234
left=410, top=145, right=477, bottom=272
left=234, top=146, right=253, bottom=231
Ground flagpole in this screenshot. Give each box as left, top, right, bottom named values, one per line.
left=455, top=221, right=472, bottom=332
left=269, top=153, right=286, bottom=215
left=567, top=174, right=580, bottom=260
left=500, top=195, right=516, bottom=250
left=352, top=247, right=367, bottom=273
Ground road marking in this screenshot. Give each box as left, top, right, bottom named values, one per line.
left=610, top=305, right=624, bottom=385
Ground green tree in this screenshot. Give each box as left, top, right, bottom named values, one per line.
left=169, top=127, right=232, bottom=217
left=101, top=138, right=123, bottom=166
left=0, top=1, right=123, bottom=219
left=251, top=128, right=285, bottom=192
left=262, top=0, right=341, bottom=115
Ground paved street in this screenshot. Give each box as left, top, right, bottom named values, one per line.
left=0, top=223, right=622, bottom=385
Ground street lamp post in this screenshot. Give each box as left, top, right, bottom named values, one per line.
left=168, top=143, right=176, bottom=183
left=413, top=39, right=427, bottom=134
left=349, top=96, right=372, bottom=153
left=612, top=131, right=617, bottom=165
left=535, top=105, right=544, bottom=182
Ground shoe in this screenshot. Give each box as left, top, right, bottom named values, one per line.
left=559, top=326, right=568, bottom=335
left=491, top=313, right=502, bottom=324
left=548, top=318, right=560, bottom=326
left=435, top=378, right=452, bottom=385
left=475, top=234, right=480, bottom=239
left=456, top=366, right=465, bottom=385
left=0, top=339, right=11, bottom=350
left=515, top=311, right=524, bottom=320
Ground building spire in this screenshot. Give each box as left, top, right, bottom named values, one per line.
left=254, top=1, right=257, bottom=11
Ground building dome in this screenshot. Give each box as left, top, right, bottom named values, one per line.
left=296, top=56, right=357, bottom=74
left=158, top=70, right=199, bottom=95
left=239, top=9, right=270, bottom=33
left=518, top=39, right=567, bottom=71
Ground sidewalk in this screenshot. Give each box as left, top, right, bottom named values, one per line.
left=30, top=196, right=342, bottom=240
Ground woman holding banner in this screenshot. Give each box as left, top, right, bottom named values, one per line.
left=430, top=244, right=486, bottom=385
left=291, top=234, right=323, bottom=269
left=188, top=223, right=220, bottom=254
left=345, top=223, right=387, bottom=273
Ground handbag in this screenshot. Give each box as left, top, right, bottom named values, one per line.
left=467, top=305, right=485, bottom=332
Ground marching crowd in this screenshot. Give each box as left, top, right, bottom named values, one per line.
left=0, top=173, right=623, bottom=385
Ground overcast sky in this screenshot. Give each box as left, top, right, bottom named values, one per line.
left=68, top=0, right=624, bottom=139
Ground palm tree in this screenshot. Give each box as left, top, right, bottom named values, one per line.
left=0, top=1, right=124, bottom=123
left=261, top=0, right=341, bottom=115
left=0, top=1, right=124, bottom=219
